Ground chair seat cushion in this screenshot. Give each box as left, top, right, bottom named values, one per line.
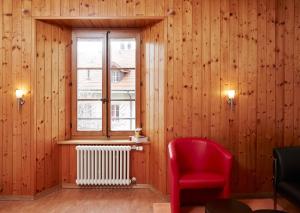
left=278, top=181, right=300, bottom=204
left=179, top=172, right=225, bottom=189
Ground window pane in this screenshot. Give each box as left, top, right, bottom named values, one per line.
left=110, top=37, right=136, bottom=132
left=111, top=69, right=135, bottom=100
left=78, top=119, right=102, bottom=131
left=77, top=38, right=103, bottom=68
left=77, top=101, right=102, bottom=131
left=78, top=69, right=102, bottom=99
left=77, top=37, right=103, bottom=132
left=111, top=101, right=135, bottom=131
left=110, top=39, right=136, bottom=68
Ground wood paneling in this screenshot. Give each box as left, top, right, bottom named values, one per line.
left=1, top=0, right=300, bottom=197
left=164, top=0, right=300, bottom=194
left=35, top=21, right=71, bottom=193
left=38, top=17, right=164, bottom=28
left=139, top=21, right=167, bottom=192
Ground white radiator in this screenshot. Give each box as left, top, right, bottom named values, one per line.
left=76, top=145, right=142, bottom=186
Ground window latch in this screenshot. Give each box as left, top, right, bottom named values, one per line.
left=101, top=98, right=108, bottom=103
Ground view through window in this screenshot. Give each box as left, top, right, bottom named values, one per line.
left=74, top=31, right=138, bottom=136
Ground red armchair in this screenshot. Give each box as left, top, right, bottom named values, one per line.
left=168, top=138, right=233, bottom=213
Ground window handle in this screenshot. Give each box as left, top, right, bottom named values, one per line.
left=101, top=98, right=108, bottom=103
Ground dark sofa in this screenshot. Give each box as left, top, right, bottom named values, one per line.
left=273, top=146, right=300, bottom=208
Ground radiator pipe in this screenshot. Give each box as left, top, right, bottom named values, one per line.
left=131, top=145, right=143, bottom=151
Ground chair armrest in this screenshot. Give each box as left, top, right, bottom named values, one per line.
left=168, top=142, right=179, bottom=183
left=212, top=143, right=233, bottom=180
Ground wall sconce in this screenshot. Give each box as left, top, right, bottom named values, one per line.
left=226, top=89, right=235, bottom=109
left=16, top=89, right=26, bottom=109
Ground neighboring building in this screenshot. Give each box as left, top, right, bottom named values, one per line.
left=77, top=39, right=136, bottom=131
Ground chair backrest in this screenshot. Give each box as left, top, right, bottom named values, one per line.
left=273, top=146, right=300, bottom=182
left=170, top=138, right=221, bottom=173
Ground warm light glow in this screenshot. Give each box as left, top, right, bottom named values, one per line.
left=227, top=90, right=235, bottom=99
left=16, top=89, right=25, bottom=99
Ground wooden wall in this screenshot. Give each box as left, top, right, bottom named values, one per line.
left=0, top=0, right=300, bottom=196
left=164, top=0, right=300, bottom=194
left=0, top=0, right=33, bottom=196
left=141, top=21, right=167, bottom=192
left=35, top=21, right=71, bottom=193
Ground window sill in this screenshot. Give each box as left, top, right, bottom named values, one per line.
left=57, top=139, right=150, bottom=145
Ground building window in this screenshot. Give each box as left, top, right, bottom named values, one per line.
left=72, top=30, right=139, bottom=137
left=111, top=71, right=123, bottom=83
left=111, top=105, right=120, bottom=119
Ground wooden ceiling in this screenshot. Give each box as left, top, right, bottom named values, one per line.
left=36, top=17, right=165, bottom=28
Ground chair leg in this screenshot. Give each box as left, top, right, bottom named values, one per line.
left=273, top=190, right=277, bottom=210
left=171, top=188, right=180, bottom=213
left=220, top=184, right=230, bottom=199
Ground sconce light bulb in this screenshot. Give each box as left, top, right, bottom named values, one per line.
left=16, top=89, right=25, bottom=99
left=227, top=90, right=235, bottom=99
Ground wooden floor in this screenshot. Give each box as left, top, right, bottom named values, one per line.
left=1, top=188, right=299, bottom=213
left=0, top=188, right=166, bottom=213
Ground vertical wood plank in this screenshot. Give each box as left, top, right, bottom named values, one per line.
left=265, top=0, right=276, bottom=191
left=166, top=0, right=174, bottom=141
left=98, top=0, right=108, bottom=16
left=65, top=28, right=71, bottom=140
left=275, top=0, right=284, bottom=149
left=201, top=0, right=211, bottom=138
left=294, top=0, right=300, bottom=146
left=135, top=0, right=145, bottom=16
left=158, top=21, right=166, bottom=192
left=44, top=23, right=52, bottom=189
left=247, top=0, right=258, bottom=192
left=58, top=27, right=66, bottom=141
left=173, top=0, right=183, bottom=138
left=51, top=0, right=61, bottom=16
left=2, top=0, right=13, bottom=195
left=35, top=21, right=45, bottom=193
left=21, top=0, right=32, bottom=195
left=0, top=0, right=3, bottom=194
left=228, top=0, right=239, bottom=190
left=126, top=0, right=134, bottom=16
left=69, top=0, right=79, bottom=16
left=256, top=0, right=267, bottom=191
left=220, top=0, right=230, bottom=148
left=61, top=0, right=69, bottom=16
left=192, top=0, right=202, bottom=137
left=51, top=25, right=59, bottom=186
left=237, top=0, right=248, bottom=192
left=210, top=0, right=221, bottom=141
left=12, top=0, right=22, bottom=195
left=182, top=0, right=192, bottom=137
left=283, top=0, right=295, bottom=146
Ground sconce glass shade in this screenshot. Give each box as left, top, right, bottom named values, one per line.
left=227, top=90, right=235, bottom=99
left=16, top=89, right=25, bottom=98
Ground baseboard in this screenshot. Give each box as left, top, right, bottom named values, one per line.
left=0, top=185, right=60, bottom=201
left=61, top=182, right=154, bottom=190
left=34, top=185, right=60, bottom=199
left=0, top=195, right=34, bottom=201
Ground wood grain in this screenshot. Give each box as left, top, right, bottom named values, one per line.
left=1, top=0, right=300, bottom=197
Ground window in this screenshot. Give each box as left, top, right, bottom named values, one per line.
left=111, top=104, right=120, bottom=119
left=111, top=71, right=123, bottom=83
left=72, top=30, right=140, bottom=138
